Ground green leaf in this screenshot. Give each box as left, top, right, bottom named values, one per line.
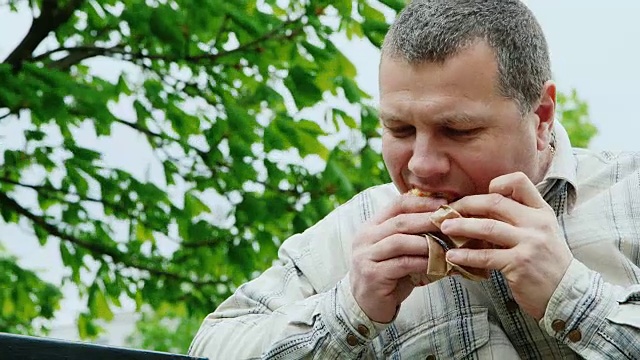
left=323, top=151, right=355, bottom=198
left=377, top=0, right=407, bottom=12
left=25, top=130, right=46, bottom=141
left=89, top=287, right=114, bottom=321
left=360, top=3, right=387, bottom=23
left=2, top=292, right=15, bottom=317
left=135, top=222, right=155, bottom=243
left=34, top=226, right=49, bottom=246
left=65, top=164, right=90, bottom=197
left=339, top=76, right=362, bottom=103
left=284, top=66, right=323, bottom=110
left=333, top=0, right=353, bottom=16
left=184, top=192, right=210, bottom=217
left=78, top=313, right=99, bottom=339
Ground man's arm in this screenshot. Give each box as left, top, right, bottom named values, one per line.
left=188, top=187, right=446, bottom=359
left=187, top=200, right=386, bottom=359
left=441, top=172, right=640, bottom=359
left=188, top=261, right=383, bottom=358
left=540, top=259, right=640, bottom=360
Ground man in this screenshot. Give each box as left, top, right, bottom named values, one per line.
left=189, top=0, right=640, bottom=358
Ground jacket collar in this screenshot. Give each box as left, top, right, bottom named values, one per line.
left=536, top=120, right=578, bottom=212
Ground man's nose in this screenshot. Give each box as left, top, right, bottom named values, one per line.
left=407, top=135, right=450, bottom=179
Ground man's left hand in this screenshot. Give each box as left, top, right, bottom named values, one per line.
left=441, top=172, right=573, bottom=321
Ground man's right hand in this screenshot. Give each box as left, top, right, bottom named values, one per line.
left=349, top=194, right=447, bottom=323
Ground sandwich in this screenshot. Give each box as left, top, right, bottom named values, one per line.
left=408, top=189, right=491, bottom=286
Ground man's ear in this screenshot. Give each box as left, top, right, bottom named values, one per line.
left=534, top=80, right=556, bottom=151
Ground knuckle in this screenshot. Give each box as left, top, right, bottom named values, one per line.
left=393, top=216, right=408, bottom=233
left=395, top=196, right=411, bottom=213
left=398, top=255, right=421, bottom=272
left=514, top=171, right=528, bottom=182
left=488, top=193, right=504, bottom=206
left=513, top=250, right=532, bottom=267
left=360, top=263, right=376, bottom=281
left=480, top=219, right=497, bottom=235
left=539, top=221, right=556, bottom=235
left=397, top=255, right=412, bottom=269
left=393, top=214, right=411, bottom=233
left=477, top=250, right=490, bottom=264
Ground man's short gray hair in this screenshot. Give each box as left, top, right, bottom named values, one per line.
left=382, top=0, right=551, bottom=114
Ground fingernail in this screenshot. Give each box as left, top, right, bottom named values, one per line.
left=441, top=219, right=456, bottom=231
left=446, top=249, right=461, bottom=262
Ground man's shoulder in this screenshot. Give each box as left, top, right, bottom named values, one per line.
left=574, top=148, right=640, bottom=168
left=345, top=183, right=399, bottom=218
left=573, top=148, right=640, bottom=187
left=358, top=183, right=400, bottom=200
left=321, top=183, right=400, bottom=226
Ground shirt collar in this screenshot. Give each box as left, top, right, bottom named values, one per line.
left=536, top=120, right=578, bottom=211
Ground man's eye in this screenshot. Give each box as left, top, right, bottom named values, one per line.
left=386, top=126, right=415, bottom=137
left=444, top=127, right=479, bottom=137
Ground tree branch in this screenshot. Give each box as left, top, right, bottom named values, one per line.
left=114, top=118, right=225, bottom=171
left=0, top=176, right=237, bottom=251
left=0, top=176, right=136, bottom=218
left=27, top=15, right=304, bottom=69
left=213, top=15, right=230, bottom=47
left=0, top=110, right=15, bottom=122
left=47, top=47, right=111, bottom=71
left=0, top=190, right=223, bottom=287
left=3, top=0, right=85, bottom=69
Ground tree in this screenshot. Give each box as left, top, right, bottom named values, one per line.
left=0, top=0, right=402, bottom=344
left=0, top=0, right=596, bottom=353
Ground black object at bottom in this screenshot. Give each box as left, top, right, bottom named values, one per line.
left=0, top=332, right=208, bottom=360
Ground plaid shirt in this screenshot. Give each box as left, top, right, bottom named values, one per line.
left=189, top=123, right=640, bottom=359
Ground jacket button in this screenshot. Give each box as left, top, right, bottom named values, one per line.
left=551, top=319, right=566, bottom=332
left=357, top=324, right=370, bottom=337
left=567, top=329, right=582, bottom=343
left=426, top=355, right=436, bottom=360
left=346, top=333, right=359, bottom=346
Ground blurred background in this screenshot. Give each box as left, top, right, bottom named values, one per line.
left=0, top=0, right=636, bottom=353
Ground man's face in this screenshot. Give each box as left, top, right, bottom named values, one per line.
left=379, top=41, right=554, bottom=200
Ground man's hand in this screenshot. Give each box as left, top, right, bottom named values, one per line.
left=441, top=172, right=573, bottom=320
left=350, top=194, right=446, bottom=323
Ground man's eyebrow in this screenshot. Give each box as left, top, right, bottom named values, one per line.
left=379, top=111, right=488, bottom=126
left=378, top=112, right=403, bottom=123
left=433, top=112, right=488, bottom=126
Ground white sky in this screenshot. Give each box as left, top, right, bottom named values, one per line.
left=1, top=0, right=639, bottom=328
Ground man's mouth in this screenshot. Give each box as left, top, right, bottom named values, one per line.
left=409, top=188, right=458, bottom=203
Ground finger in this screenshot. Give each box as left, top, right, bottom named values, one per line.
left=369, top=234, right=429, bottom=261
left=372, top=212, right=440, bottom=244
left=440, top=217, right=520, bottom=248
left=489, top=172, right=549, bottom=210
left=449, top=193, right=526, bottom=225
left=445, top=248, right=510, bottom=271
left=372, top=193, right=449, bottom=225
left=377, top=255, right=430, bottom=280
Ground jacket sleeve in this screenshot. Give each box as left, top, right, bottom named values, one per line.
left=540, top=258, right=640, bottom=359
left=188, top=197, right=388, bottom=359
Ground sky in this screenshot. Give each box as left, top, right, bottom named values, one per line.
left=1, top=0, right=640, bottom=329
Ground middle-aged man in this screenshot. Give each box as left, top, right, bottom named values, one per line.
left=189, top=0, right=640, bottom=358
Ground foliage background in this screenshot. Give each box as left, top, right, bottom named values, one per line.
left=0, top=0, right=596, bottom=353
